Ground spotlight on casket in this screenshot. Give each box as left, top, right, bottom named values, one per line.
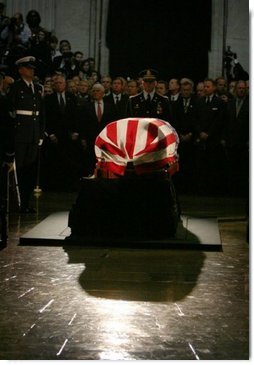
left=68, top=118, right=180, bottom=243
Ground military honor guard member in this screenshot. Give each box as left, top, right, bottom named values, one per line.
left=8, top=56, right=44, bottom=213
left=126, top=69, right=172, bottom=122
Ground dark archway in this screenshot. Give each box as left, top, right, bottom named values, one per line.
left=106, top=0, right=211, bottom=83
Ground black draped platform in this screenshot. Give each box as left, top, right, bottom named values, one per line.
left=19, top=177, right=222, bottom=250
left=68, top=176, right=179, bottom=241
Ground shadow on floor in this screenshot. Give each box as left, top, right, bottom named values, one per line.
left=64, top=228, right=206, bottom=302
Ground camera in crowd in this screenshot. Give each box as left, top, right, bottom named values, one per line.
left=223, top=46, right=237, bottom=69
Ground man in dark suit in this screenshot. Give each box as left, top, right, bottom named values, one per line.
left=126, top=69, right=172, bottom=122
left=8, top=56, right=44, bottom=213
left=104, top=77, right=129, bottom=119
left=172, top=78, right=198, bottom=193
left=79, top=83, right=116, bottom=175
left=223, top=80, right=249, bottom=196
left=44, top=74, right=81, bottom=190
left=168, top=78, right=181, bottom=102
left=195, top=78, right=227, bottom=194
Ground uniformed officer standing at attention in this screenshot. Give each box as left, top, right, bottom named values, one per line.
left=8, top=56, right=44, bottom=213
left=126, top=69, right=172, bottom=122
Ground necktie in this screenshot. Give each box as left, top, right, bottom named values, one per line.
left=97, top=101, right=102, bottom=122
left=59, top=93, right=65, bottom=112
left=206, top=97, right=210, bottom=105
left=29, top=83, right=34, bottom=93
left=115, top=95, right=119, bottom=104
left=236, top=99, right=242, bottom=117
left=183, top=98, right=188, bottom=112
left=147, top=94, right=151, bottom=102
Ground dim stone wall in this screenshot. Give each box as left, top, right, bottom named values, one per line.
left=5, top=0, right=249, bottom=79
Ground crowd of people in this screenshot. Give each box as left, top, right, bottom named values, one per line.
left=0, top=5, right=249, bottom=215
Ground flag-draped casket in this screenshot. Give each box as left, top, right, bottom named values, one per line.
left=68, top=118, right=179, bottom=242
left=94, top=118, right=179, bottom=177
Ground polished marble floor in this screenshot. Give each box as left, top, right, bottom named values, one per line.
left=0, top=191, right=249, bottom=360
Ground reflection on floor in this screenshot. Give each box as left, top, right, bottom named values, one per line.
left=0, top=192, right=249, bottom=360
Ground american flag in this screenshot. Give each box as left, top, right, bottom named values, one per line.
left=95, top=118, right=179, bottom=177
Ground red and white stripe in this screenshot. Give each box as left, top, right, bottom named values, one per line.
left=95, top=118, right=179, bottom=176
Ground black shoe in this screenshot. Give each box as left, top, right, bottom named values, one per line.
left=19, top=207, right=37, bottom=214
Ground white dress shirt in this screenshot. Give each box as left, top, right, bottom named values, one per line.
left=143, top=90, right=155, bottom=100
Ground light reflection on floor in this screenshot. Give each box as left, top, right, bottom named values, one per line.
left=97, top=300, right=139, bottom=350
left=99, top=350, right=136, bottom=360
left=0, top=193, right=249, bottom=360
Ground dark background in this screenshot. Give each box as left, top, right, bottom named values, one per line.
left=106, top=0, right=211, bottom=82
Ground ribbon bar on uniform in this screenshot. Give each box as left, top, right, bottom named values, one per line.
left=16, top=110, right=40, bottom=116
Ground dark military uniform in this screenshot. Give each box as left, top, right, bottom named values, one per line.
left=126, top=69, right=172, bottom=122
left=126, top=91, right=172, bottom=122
left=8, top=77, right=44, bottom=211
